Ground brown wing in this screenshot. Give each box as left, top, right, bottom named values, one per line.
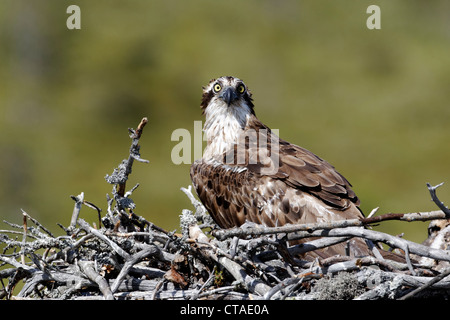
left=273, top=137, right=361, bottom=213
left=190, top=157, right=370, bottom=259
left=190, top=135, right=364, bottom=228
left=223, top=123, right=363, bottom=217
left=190, top=125, right=369, bottom=259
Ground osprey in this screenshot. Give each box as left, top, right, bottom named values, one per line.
left=190, top=76, right=370, bottom=260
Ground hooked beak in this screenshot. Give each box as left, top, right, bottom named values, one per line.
left=220, top=87, right=238, bottom=105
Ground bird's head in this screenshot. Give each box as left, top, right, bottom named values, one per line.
left=200, top=76, right=255, bottom=116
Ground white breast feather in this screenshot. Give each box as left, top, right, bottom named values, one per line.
left=202, top=99, right=252, bottom=160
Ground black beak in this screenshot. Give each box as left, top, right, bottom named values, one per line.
left=220, top=87, right=238, bottom=105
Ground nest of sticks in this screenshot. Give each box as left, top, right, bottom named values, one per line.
left=1, top=118, right=450, bottom=300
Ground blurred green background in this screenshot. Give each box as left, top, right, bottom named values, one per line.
left=1, top=0, right=449, bottom=243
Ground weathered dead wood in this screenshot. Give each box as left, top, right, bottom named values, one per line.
left=78, top=260, right=114, bottom=300
left=212, top=210, right=447, bottom=241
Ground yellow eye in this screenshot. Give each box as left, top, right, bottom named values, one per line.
left=213, top=83, right=222, bottom=93
left=237, top=84, right=245, bottom=94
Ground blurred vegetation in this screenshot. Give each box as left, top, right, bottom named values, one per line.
left=1, top=0, right=449, bottom=243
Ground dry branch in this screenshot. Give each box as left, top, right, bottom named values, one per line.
left=78, top=260, right=114, bottom=300
left=212, top=210, right=447, bottom=241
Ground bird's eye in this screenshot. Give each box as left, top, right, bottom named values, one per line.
left=213, top=83, right=222, bottom=93
left=237, top=84, right=245, bottom=94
